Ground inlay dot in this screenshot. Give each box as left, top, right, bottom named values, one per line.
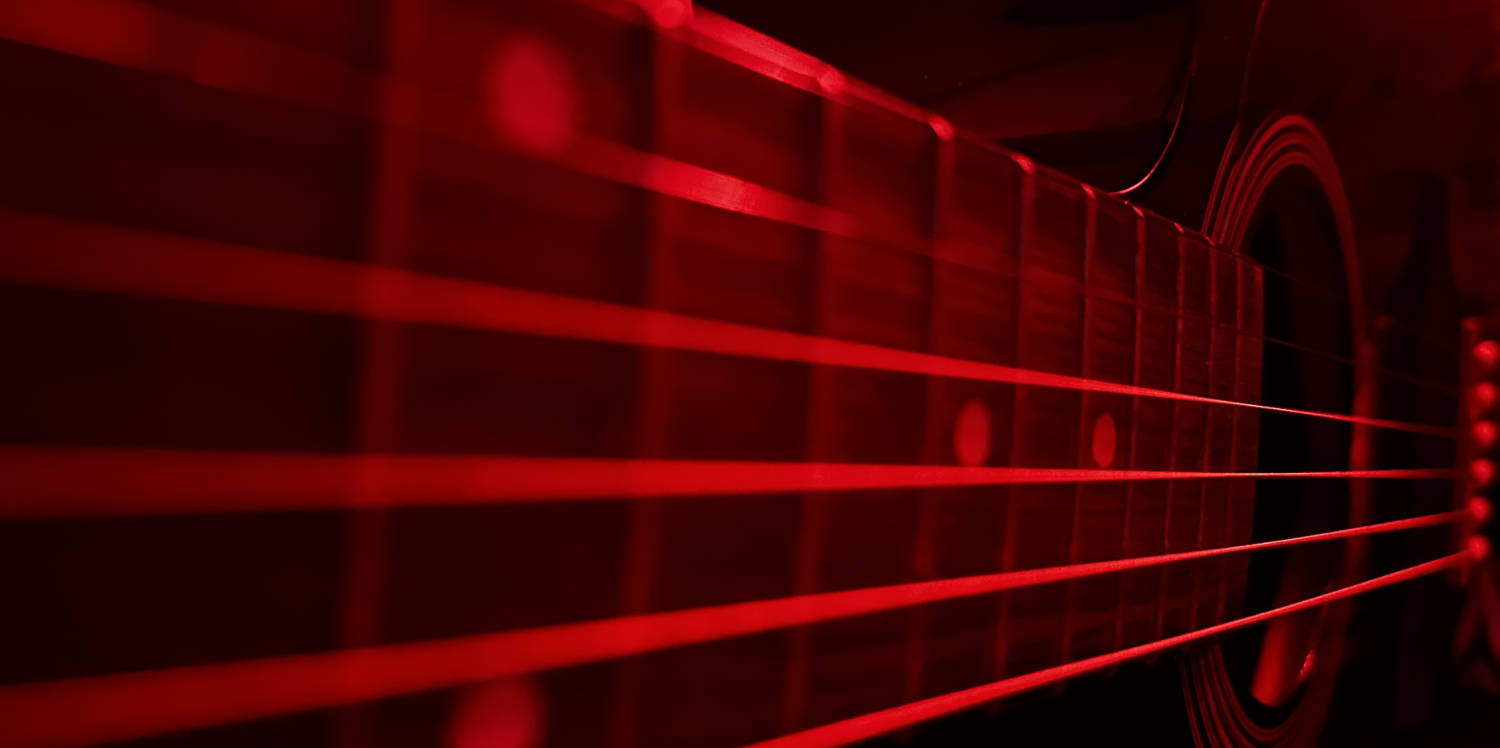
left=953, top=399, right=991, bottom=467
left=1091, top=413, right=1117, bottom=468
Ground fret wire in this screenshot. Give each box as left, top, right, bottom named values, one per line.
left=0, top=513, right=1471, bottom=748
left=903, top=111, right=956, bottom=704
left=332, top=3, right=428, bottom=744
left=994, top=160, right=1037, bottom=680
left=1161, top=226, right=1191, bottom=639
left=605, top=28, right=684, bottom=748
left=0, top=208, right=1457, bottom=437
left=778, top=85, right=847, bottom=735
left=1, top=0, right=1458, bottom=355
left=931, top=252, right=1453, bottom=397
left=0, top=0, right=1275, bottom=314
left=672, top=6, right=1466, bottom=354
left=1, top=7, right=1470, bottom=747
left=1220, top=250, right=1249, bottom=622
left=1061, top=192, right=1098, bottom=663
left=0, top=0, right=1452, bottom=371
left=666, top=9, right=1456, bottom=350
left=647, top=3, right=1471, bottom=354
left=983, top=264, right=1457, bottom=396
left=1113, top=205, right=1147, bottom=654
left=744, top=548, right=1478, bottom=748
left=681, top=8, right=1461, bottom=356
left=1190, top=240, right=1217, bottom=631
left=8, top=185, right=1452, bottom=404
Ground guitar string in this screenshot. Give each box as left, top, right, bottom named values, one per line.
left=0, top=185, right=1452, bottom=402
left=0, top=510, right=1473, bottom=748
left=672, top=4, right=1464, bottom=356
left=854, top=242, right=1457, bottom=398
left=742, top=548, right=1481, bottom=748
left=0, top=2, right=1462, bottom=398
left=0, top=0, right=1462, bottom=356
left=0, top=448, right=1458, bottom=517
left=0, top=208, right=1458, bottom=438
left=0, top=7, right=1476, bottom=748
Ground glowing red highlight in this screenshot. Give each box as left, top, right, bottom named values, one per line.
left=1469, top=535, right=1491, bottom=561
left=1472, top=458, right=1496, bottom=487
left=929, top=115, right=954, bottom=141
left=0, top=513, right=1466, bottom=748
left=1470, top=497, right=1492, bottom=526
left=1475, top=340, right=1500, bottom=369
left=1297, top=649, right=1317, bottom=681
left=0, top=448, right=1456, bottom=517
left=952, top=400, right=991, bottom=466
left=570, top=139, right=858, bottom=237
left=0, top=6, right=1469, bottom=746
left=1475, top=421, right=1499, bottom=449
left=744, top=551, right=1474, bottom=748
left=447, top=678, right=544, bottom=748
left=1475, top=382, right=1498, bottom=411
left=0, top=0, right=1267, bottom=299
left=485, top=38, right=579, bottom=155
left=0, top=0, right=870, bottom=249
left=816, top=68, right=846, bottom=94
left=639, top=0, right=692, bottom=28
left=681, top=8, right=829, bottom=89
left=1091, top=413, right=1117, bottom=468
left=0, top=209, right=1455, bottom=438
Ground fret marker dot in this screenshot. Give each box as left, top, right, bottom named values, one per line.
left=1472, top=458, right=1496, bottom=487
left=448, top=677, right=544, bottom=748
left=1476, top=421, right=1498, bottom=449
left=1476, top=340, right=1499, bottom=369
left=1470, top=497, right=1492, bottom=525
left=953, top=399, right=991, bottom=466
left=1091, top=413, right=1117, bottom=467
left=1470, top=535, right=1491, bottom=562
left=1478, top=383, right=1499, bottom=411
left=486, top=38, right=579, bottom=155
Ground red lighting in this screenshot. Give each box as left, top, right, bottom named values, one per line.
left=1469, top=497, right=1492, bottom=525
left=952, top=399, right=992, bottom=466
left=0, top=512, right=1466, bottom=748
left=1472, top=458, right=1496, bottom=487
left=1475, top=382, right=1498, bottom=411
left=0, top=448, right=1457, bottom=517
left=1297, top=649, right=1317, bottom=681
left=1475, top=420, right=1499, bottom=449
left=485, top=38, right=580, bottom=155
left=816, top=67, right=845, bottom=94
left=0, top=207, right=1457, bottom=438
left=1090, top=412, right=1117, bottom=468
left=1475, top=340, right=1500, bottom=369
left=1469, top=535, right=1491, bottom=561
left=639, top=0, right=692, bottom=28
left=743, top=552, right=1471, bottom=748
left=447, top=678, right=544, bottom=748
left=0, top=1, right=1488, bottom=746
left=929, top=115, right=955, bottom=140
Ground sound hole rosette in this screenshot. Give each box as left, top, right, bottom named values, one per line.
left=1184, top=113, right=1370, bottom=748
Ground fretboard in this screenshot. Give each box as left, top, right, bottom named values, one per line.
left=0, top=2, right=1467, bottom=748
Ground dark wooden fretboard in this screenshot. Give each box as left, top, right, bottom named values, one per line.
left=0, top=1, right=1273, bottom=746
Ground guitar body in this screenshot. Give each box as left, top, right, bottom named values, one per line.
left=0, top=1, right=1484, bottom=747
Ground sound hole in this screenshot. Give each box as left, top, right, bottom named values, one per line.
left=1223, top=167, right=1355, bottom=719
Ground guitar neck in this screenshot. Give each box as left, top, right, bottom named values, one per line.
left=0, top=1, right=1386, bottom=747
